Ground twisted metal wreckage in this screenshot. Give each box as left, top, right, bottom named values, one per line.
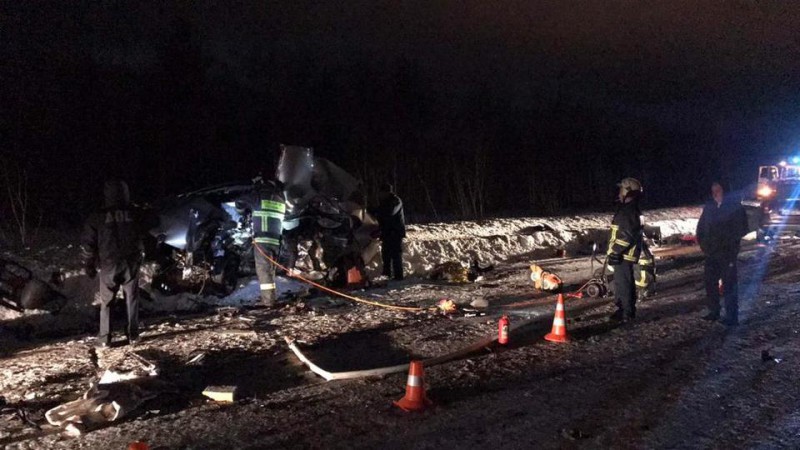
left=145, top=146, right=380, bottom=297
left=0, top=147, right=380, bottom=315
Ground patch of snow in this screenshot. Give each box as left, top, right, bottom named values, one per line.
left=376, top=206, right=701, bottom=277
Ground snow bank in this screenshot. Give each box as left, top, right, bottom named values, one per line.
left=2, top=206, right=700, bottom=327
left=392, top=206, right=701, bottom=276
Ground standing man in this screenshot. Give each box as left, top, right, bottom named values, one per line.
left=607, top=177, right=644, bottom=323
left=251, top=178, right=285, bottom=307
left=696, top=181, right=748, bottom=326
left=374, top=183, right=406, bottom=281
left=81, top=179, right=143, bottom=347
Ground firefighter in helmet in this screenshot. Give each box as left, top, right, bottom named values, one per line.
left=607, top=177, right=644, bottom=323
left=251, top=178, right=286, bottom=307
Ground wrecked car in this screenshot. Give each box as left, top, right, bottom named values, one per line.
left=144, top=147, right=380, bottom=296
left=0, top=259, right=66, bottom=313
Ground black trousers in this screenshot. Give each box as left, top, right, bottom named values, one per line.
left=97, top=263, right=139, bottom=340
left=613, top=261, right=636, bottom=318
left=704, top=254, right=739, bottom=321
left=381, top=238, right=404, bottom=280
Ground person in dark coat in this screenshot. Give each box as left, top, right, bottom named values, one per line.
left=607, top=177, right=644, bottom=323
left=696, top=181, right=749, bottom=326
left=374, top=183, right=406, bottom=280
left=80, top=180, right=144, bottom=347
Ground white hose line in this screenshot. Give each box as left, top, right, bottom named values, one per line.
left=285, top=314, right=543, bottom=381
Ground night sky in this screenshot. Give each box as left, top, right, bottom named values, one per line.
left=3, top=1, right=800, bottom=226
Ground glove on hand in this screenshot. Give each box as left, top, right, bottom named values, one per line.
left=607, top=253, right=622, bottom=266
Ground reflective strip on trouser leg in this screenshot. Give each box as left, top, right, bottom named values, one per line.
left=407, top=375, right=422, bottom=387
left=260, top=283, right=276, bottom=291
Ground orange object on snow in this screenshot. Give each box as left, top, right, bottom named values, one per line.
left=436, top=298, right=457, bottom=313
left=394, top=361, right=433, bottom=412
left=346, top=266, right=364, bottom=286
left=544, top=294, right=570, bottom=343
left=529, top=264, right=563, bottom=292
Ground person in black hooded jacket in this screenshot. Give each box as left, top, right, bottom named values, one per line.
left=696, top=181, right=749, bottom=326
left=80, top=179, right=144, bottom=347
left=373, top=183, right=406, bottom=280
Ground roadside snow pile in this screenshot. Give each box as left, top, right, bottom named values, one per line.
left=1, top=206, right=700, bottom=326
left=397, top=206, right=701, bottom=276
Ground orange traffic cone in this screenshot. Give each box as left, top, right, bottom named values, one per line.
left=544, top=294, right=570, bottom=343
left=347, top=266, right=364, bottom=286
left=394, top=361, right=432, bottom=411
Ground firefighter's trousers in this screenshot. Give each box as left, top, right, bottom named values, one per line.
left=613, top=261, right=636, bottom=318
left=254, top=244, right=278, bottom=306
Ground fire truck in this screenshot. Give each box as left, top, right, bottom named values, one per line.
left=742, top=159, right=800, bottom=240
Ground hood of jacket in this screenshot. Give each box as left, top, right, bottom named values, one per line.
left=103, top=179, right=130, bottom=209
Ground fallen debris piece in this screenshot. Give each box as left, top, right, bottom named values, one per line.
left=45, top=353, right=173, bottom=434
left=437, top=298, right=457, bottom=313
left=46, top=378, right=172, bottom=431
left=203, top=386, right=238, bottom=403
left=560, top=427, right=590, bottom=440
left=529, top=264, right=563, bottom=292
left=430, top=261, right=469, bottom=283
left=430, top=259, right=495, bottom=284
left=65, top=422, right=85, bottom=437
left=470, top=298, right=489, bottom=309
left=186, top=353, right=206, bottom=366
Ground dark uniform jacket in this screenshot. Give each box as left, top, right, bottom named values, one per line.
left=80, top=180, right=143, bottom=271
left=374, top=193, right=406, bottom=242
left=696, top=198, right=748, bottom=258
left=607, top=201, right=643, bottom=263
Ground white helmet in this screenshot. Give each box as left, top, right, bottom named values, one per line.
left=617, top=177, right=642, bottom=197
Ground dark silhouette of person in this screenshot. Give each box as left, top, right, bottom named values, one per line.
left=80, top=179, right=143, bottom=347
left=374, top=183, right=406, bottom=281
left=696, top=181, right=748, bottom=326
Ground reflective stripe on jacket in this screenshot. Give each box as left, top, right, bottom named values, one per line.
left=253, top=187, right=285, bottom=250
left=607, top=201, right=643, bottom=263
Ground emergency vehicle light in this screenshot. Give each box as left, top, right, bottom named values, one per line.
left=757, top=185, right=774, bottom=198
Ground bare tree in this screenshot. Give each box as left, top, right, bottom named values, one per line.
left=447, top=148, right=488, bottom=220
left=1, top=160, right=38, bottom=247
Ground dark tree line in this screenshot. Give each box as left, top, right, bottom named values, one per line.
left=0, top=3, right=788, bottom=235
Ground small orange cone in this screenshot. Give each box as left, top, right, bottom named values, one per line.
left=347, top=266, right=364, bottom=286
left=544, top=294, right=570, bottom=343
left=128, top=442, right=149, bottom=450
left=394, top=361, right=432, bottom=411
